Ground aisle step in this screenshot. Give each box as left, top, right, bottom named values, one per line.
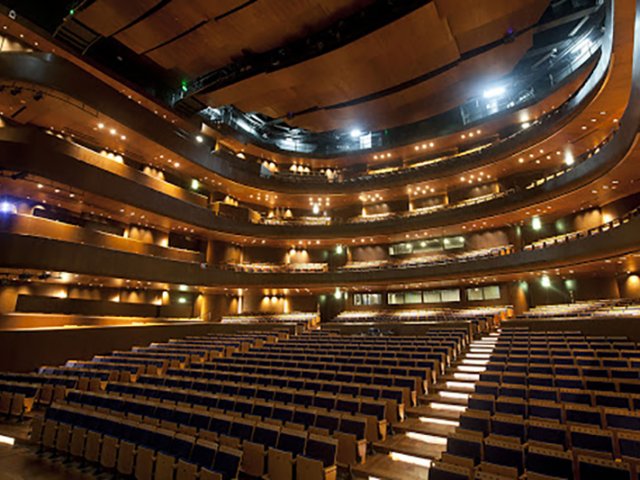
left=351, top=452, right=431, bottom=480
left=421, top=393, right=469, bottom=406
left=373, top=432, right=447, bottom=459
left=406, top=403, right=465, bottom=421
left=393, top=417, right=457, bottom=437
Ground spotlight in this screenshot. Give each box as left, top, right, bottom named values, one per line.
left=483, top=86, right=506, bottom=99
left=0, top=201, right=16, bottom=214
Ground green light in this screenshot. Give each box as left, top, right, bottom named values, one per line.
left=69, top=9, right=75, bottom=15
left=181, top=80, right=188, bottom=92
left=532, top=216, right=542, bottom=231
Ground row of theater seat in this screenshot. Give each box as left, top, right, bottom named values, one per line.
left=432, top=432, right=638, bottom=479
left=197, top=357, right=430, bottom=398
left=19, top=328, right=472, bottom=479
left=155, top=367, right=405, bottom=423
left=137, top=370, right=403, bottom=422
left=64, top=388, right=351, bottom=470
left=34, top=403, right=243, bottom=480
left=103, top=379, right=382, bottom=446
left=434, top=329, right=640, bottom=480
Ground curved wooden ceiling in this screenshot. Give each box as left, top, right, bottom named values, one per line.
left=76, top=0, right=374, bottom=74
left=76, top=0, right=549, bottom=132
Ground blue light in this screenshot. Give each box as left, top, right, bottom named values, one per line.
left=0, top=201, right=16, bottom=214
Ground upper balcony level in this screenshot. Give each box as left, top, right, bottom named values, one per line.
left=0, top=0, right=618, bottom=196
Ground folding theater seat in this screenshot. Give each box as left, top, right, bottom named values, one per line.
left=468, top=394, right=495, bottom=415
left=313, top=412, right=341, bottom=436
left=526, top=420, right=567, bottom=450
left=135, top=428, right=177, bottom=480
left=528, top=386, right=559, bottom=402
left=558, top=389, right=592, bottom=406
left=291, top=408, right=317, bottom=430
left=296, top=434, right=338, bottom=480
left=334, top=416, right=367, bottom=466
left=604, top=408, right=640, bottom=433
left=490, top=414, right=525, bottom=443
left=525, top=444, right=574, bottom=479
left=564, top=404, right=602, bottom=428
left=202, top=415, right=233, bottom=443
left=446, top=431, right=483, bottom=465
left=429, top=460, right=473, bottom=480
left=200, top=445, right=242, bottom=480
left=360, top=400, right=388, bottom=441
left=528, top=400, right=563, bottom=423
left=272, top=406, right=296, bottom=426
left=268, top=428, right=307, bottom=480
left=242, top=423, right=280, bottom=477
left=569, top=425, right=616, bottom=458
left=222, top=418, right=255, bottom=449
left=459, top=410, right=491, bottom=437
left=154, top=433, right=195, bottom=480
left=495, top=397, right=526, bottom=417
left=176, top=440, right=216, bottom=480
left=482, top=437, right=524, bottom=476
left=595, top=392, right=631, bottom=409
left=577, top=455, right=632, bottom=480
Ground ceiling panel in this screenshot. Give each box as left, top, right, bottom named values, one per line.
left=144, top=0, right=374, bottom=75
left=114, top=0, right=246, bottom=54
left=75, top=0, right=159, bottom=37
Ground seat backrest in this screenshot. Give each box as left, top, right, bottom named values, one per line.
left=339, top=417, right=366, bottom=439
left=447, top=432, right=482, bottom=464
left=570, top=426, right=614, bottom=454
left=252, top=424, right=280, bottom=449
left=208, top=415, right=232, bottom=436
left=315, top=413, right=339, bottom=433
left=483, top=437, right=523, bottom=473
left=229, top=419, right=254, bottom=441
left=212, top=446, right=242, bottom=480
left=305, top=434, right=337, bottom=467
left=276, top=428, right=306, bottom=457
left=190, top=439, right=217, bottom=468
left=578, top=455, right=631, bottom=480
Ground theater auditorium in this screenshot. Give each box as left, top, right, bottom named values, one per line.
left=0, top=0, right=639, bottom=478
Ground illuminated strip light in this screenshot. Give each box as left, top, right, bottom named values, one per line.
left=430, top=402, right=467, bottom=412
left=453, top=372, right=480, bottom=381
left=0, top=434, right=15, bottom=446
left=466, top=353, right=491, bottom=359
left=469, top=348, right=494, bottom=353
left=439, top=391, right=470, bottom=400
left=461, top=359, right=490, bottom=365
left=405, top=432, right=448, bottom=445
left=368, top=477, right=382, bottom=480
left=446, top=381, right=476, bottom=390
left=389, top=452, right=433, bottom=468
left=456, top=365, right=486, bottom=373
left=419, top=416, right=459, bottom=426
